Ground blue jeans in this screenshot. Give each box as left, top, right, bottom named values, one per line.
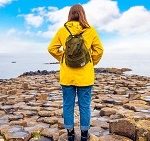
left=61, top=85, right=92, bottom=131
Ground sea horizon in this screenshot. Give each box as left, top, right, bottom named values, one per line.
left=0, top=52, right=150, bottom=79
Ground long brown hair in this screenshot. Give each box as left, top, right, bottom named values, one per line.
left=68, top=4, right=90, bottom=28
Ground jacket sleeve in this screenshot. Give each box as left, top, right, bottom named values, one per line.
left=48, top=29, right=63, bottom=62
left=91, top=28, right=104, bottom=65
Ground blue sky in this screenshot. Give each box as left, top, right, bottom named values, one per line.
left=117, top=0, right=150, bottom=11
left=0, top=0, right=150, bottom=54
left=0, top=0, right=149, bottom=31
left=0, top=0, right=88, bottom=29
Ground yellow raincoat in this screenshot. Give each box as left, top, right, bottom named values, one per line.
left=48, top=21, right=104, bottom=86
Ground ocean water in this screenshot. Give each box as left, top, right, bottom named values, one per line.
left=0, top=53, right=150, bottom=79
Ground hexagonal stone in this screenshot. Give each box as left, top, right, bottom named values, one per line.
left=94, top=104, right=105, bottom=110
left=29, top=136, right=52, bottom=141
left=38, top=117, right=58, bottom=125
left=27, top=101, right=43, bottom=107
left=38, top=111, right=55, bottom=117
left=0, top=105, right=17, bottom=113
left=109, top=118, right=136, bottom=140
left=58, top=133, right=99, bottom=141
left=0, top=124, right=10, bottom=134
left=142, top=96, right=150, bottom=103
left=0, top=119, right=9, bottom=126
left=103, top=98, right=115, bottom=104
left=129, top=112, right=150, bottom=120
left=22, top=83, right=29, bottom=90
left=7, top=96, right=17, bottom=101
left=8, top=114, right=24, bottom=121
left=21, top=106, right=41, bottom=112
left=99, top=135, right=133, bottom=141
left=7, top=89, right=17, bottom=95
left=0, top=110, right=5, bottom=116
left=123, top=103, right=150, bottom=112
left=91, top=109, right=101, bottom=118
left=36, top=94, right=48, bottom=101
left=41, top=128, right=59, bottom=141
left=15, top=110, right=37, bottom=117
left=89, top=127, right=106, bottom=137
left=128, top=93, right=141, bottom=100
left=54, top=109, right=63, bottom=116
left=4, top=130, right=31, bottom=141
left=42, top=107, right=58, bottom=111
left=136, top=120, right=150, bottom=141
left=58, top=118, right=64, bottom=129
left=91, top=118, right=109, bottom=130
left=24, top=123, right=49, bottom=135
left=0, top=95, right=8, bottom=101
left=0, top=136, right=5, bottom=141
left=114, top=88, right=127, bottom=95
left=4, top=125, right=23, bottom=133
left=100, top=107, right=116, bottom=116
left=21, top=95, right=36, bottom=102
left=5, top=100, right=17, bottom=105
left=10, top=120, right=27, bottom=127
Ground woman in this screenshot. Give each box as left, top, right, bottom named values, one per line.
left=48, top=4, right=104, bottom=141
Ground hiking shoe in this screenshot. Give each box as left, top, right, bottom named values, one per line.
left=67, top=129, right=75, bottom=141
left=81, top=130, right=89, bottom=141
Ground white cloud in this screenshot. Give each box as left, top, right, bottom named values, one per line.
left=6, top=28, right=17, bottom=36
left=0, top=34, right=47, bottom=54
left=22, top=6, right=69, bottom=37
left=23, top=0, right=120, bottom=38
left=104, top=6, right=150, bottom=35
left=31, top=7, right=47, bottom=16
left=84, top=0, right=120, bottom=29
left=0, top=28, right=48, bottom=54
left=24, top=14, right=44, bottom=28
left=39, top=0, right=120, bottom=38
left=0, top=0, right=15, bottom=7
left=104, top=35, right=150, bottom=54
left=40, top=6, right=69, bottom=38
left=23, top=0, right=150, bottom=38
left=41, top=23, right=61, bottom=38
left=46, top=6, right=69, bottom=24
left=2, top=0, right=150, bottom=55
left=23, top=6, right=62, bottom=29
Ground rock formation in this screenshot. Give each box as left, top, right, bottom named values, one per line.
left=0, top=68, right=150, bottom=141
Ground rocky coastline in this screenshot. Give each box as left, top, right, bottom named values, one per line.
left=0, top=67, right=150, bottom=141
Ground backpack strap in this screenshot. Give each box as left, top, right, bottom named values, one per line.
left=64, top=23, right=73, bottom=35
left=62, top=23, right=71, bottom=64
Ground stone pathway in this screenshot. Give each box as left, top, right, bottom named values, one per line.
left=0, top=68, right=150, bottom=141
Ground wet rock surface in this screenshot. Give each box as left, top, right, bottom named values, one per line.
left=0, top=67, right=150, bottom=140
left=99, top=134, right=133, bottom=141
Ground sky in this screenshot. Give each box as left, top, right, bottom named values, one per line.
left=0, top=0, right=150, bottom=54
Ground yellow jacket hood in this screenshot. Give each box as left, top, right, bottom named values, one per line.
left=65, top=21, right=87, bottom=35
